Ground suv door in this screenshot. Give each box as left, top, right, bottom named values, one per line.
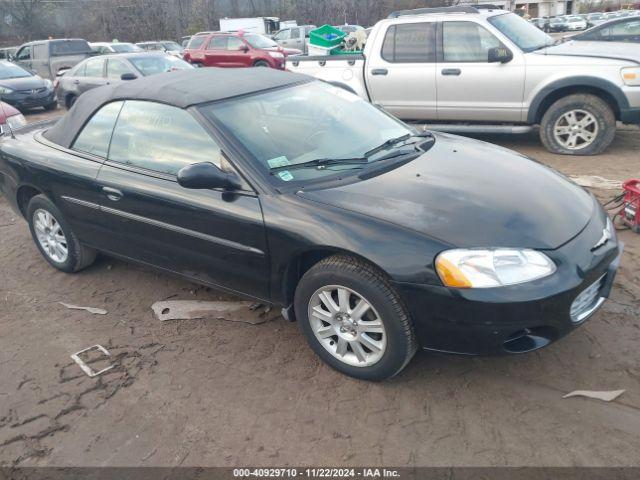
left=273, top=28, right=291, bottom=49
left=15, top=45, right=33, bottom=71
left=436, top=21, right=525, bottom=122
left=31, top=43, right=49, bottom=78
left=203, top=36, right=229, bottom=66
left=366, top=22, right=438, bottom=120
left=95, top=100, right=269, bottom=299
left=226, top=36, right=252, bottom=67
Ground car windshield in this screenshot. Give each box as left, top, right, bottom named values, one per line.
left=111, top=43, right=142, bottom=53
left=0, top=61, right=31, bottom=79
left=162, top=42, right=182, bottom=50
left=128, top=55, right=193, bottom=75
left=489, top=12, right=554, bottom=52
left=244, top=34, right=278, bottom=49
left=200, top=82, right=415, bottom=186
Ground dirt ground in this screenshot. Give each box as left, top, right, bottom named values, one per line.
left=1, top=109, right=639, bottom=468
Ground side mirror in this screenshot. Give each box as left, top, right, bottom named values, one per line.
left=488, top=46, right=513, bottom=63
left=240, top=45, right=249, bottom=53
left=121, top=72, right=137, bottom=81
left=177, top=162, right=241, bottom=190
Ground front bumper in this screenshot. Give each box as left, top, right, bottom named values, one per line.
left=3, top=89, right=56, bottom=110
left=393, top=214, right=622, bottom=355
left=620, top=107, right=640, bottom=125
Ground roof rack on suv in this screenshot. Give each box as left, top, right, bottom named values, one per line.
left=387, top=4, right=503, bottom=18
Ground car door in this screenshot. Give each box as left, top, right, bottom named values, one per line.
left=226, top=36, right=252, bottom=67
left=436, top=20, right=525, bottom=122
left=30, top=43, right=49, bottom=78
left=203, top=36, right=229, bottom=66
left=78, top=57, right=108, bottom=94
left=15, top=45, right=33, bottom=72
left=366, top=21, right=438, bottom=120
left=95, top=100, right=269, bottom=300
left=106, top=57, right=135, bottom=83
left=273, top=29, right=290, bottom=49
left=50, top=101, right=123, bottom=249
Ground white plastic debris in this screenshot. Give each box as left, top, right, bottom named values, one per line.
left=563, top=389, right=625, bottom=402
left=70, top=345, right=114, bottom=378
left=569, top=175, right=621, bottom=190
left=59, top=302, right=108, bottom=315
left=151, top=300, right=277, bottom=325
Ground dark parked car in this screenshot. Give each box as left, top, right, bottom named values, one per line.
left=0, top=61, right=57, bottom=111
left=56, top=52, right=193, bottom=109
left=183, top=32, right=301, bottom=69
left=0, top=68, right=622, bottom=380
left=14, top=39, right=95, bottom=80
left=571, top=17, right=640, bottom=42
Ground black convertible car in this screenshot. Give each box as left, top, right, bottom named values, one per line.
left=0, top=68, right=622, bottom=380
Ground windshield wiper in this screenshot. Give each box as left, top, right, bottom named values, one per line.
left=269, top=157, right=368, bottom=174
left=364, top=131, right=433, bottom=158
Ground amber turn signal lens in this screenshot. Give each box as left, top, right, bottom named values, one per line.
left=435, top=257, right=472, bottom=288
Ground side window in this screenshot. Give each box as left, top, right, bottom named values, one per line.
left=275, top=30, right=290, bottom=40
left=442, top=22, right=502, bottom=63
left=612, top=20, right=640, bottom=35
left=108, top=101, right=223, bottom=175
left=72, top=101, right=124, bottom=158
left=227, top=37, right=245, bottom=50
left=16, top=46, right=31, bottom=61
left=188, top=36, right=206, bottom=49
left=208, top=36, right=228, bottom=49
left=84, top=57, right=105, bottom=77
left=381, top=23, right=436, bottom=63
left=290, top=28, right=300, bottom=38
left=107, top=59, right=133, bottom=79
left=33, top=44, right=47, bottom=60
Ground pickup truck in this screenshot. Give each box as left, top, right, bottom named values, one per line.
left=272, top=25, right=316, bottom=54
left=288, top=5, right=640, bottom=155
left=14, top=39, right=95, bottom=80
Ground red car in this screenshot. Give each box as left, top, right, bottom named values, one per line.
left=0, top=101, right=27, bottom=133
left=183, top=32, right=301, bottom=69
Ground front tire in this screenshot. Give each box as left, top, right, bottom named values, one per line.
left=44, top=101, right=57, bottom=111
left=27, top=195, right=96, bottom=273
left=539, top=93, right=616, bottom=155
left=294, top=255, right=417, bottom=381
left=253, top=60, right=270, bottom=68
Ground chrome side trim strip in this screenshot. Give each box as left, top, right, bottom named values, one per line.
left=61, top=195, right=264, bottom=256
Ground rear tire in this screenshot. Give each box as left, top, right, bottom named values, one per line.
left=27, top=195, right=96, bottom=273
left=294, top=255, right=417, bottom=381
left=539, top=93, right=616, bottom=155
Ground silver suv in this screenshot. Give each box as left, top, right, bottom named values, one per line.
left=289, top=6, right=640, bottom=155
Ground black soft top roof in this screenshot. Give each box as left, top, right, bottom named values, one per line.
left=44, top=67, right=309, bottom=149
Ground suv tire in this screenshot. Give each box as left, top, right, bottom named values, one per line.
left=27, top=194, right=96, bottom=273
left=540, top=93, right=616, bottom=155
left=294, top=255, right=417, bottom=381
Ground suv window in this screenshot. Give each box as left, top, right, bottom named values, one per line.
left=188, top=36, right=206, bottom=49
left=107, top=58, right=133, bottom=79
left=208, top=36, right=228, bottom=49
left=108, top=101, right=222, bottom=175
left=227, top=37, right=245, bottom=50
left=72, top=101, right=124, bottom=157
left=16, top=46, right=31, bottom=61
left=443, top=21, right=501, bottom=62
left=290, top=28, right=300, bottom=38
left=84, top=57, right=105, bottom=77
left=274, top=30, right=290, bottom=40
left=381, top=23, right=436, bottom=63
left=33, top=44, right=47, bottom=60
left=51, top=40, right=91, bottom=56
left=612, top=19, right=640, bottom=35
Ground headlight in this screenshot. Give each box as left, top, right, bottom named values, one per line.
left=0, top=86, right=14, bottom=94
left=268, top=51, right=284, bottom=58
left=6, top=114, right=27, bottom=131
left=435, top=248, right=556, bottom=288
left=621, top=67, right=640, bottom=86
left=44, top=79, right=53, bottom=90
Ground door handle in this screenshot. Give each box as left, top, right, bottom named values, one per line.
left=102, top=186, right=123, bottom=202
left=441, top=68, right=461, bottom=76
left=371, top=68, right=388, bottom=76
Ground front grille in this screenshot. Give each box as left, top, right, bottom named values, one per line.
left=570, top=274, right=606, bottom=323
left=18, top=87, right=47, bottom=95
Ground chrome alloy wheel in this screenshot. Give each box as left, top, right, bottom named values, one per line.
left=553, top=109, right=598, bottom=150
left=33, top=208, right=68, bottom=263
left=308, top=285, right=387, bottom=367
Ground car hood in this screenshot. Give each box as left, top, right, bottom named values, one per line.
left=536, top=40, right=640, bottom=63
left=297, top=133, right=595, bottom=250
left=0, top=75, right=45, bottom=90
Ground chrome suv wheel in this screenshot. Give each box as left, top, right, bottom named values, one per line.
left=308, top=285, right=387, bottom=367
left=552, top=109, right=598, bottom=151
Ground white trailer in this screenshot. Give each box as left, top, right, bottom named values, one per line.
left=219, top=17, right=280, bottom=35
